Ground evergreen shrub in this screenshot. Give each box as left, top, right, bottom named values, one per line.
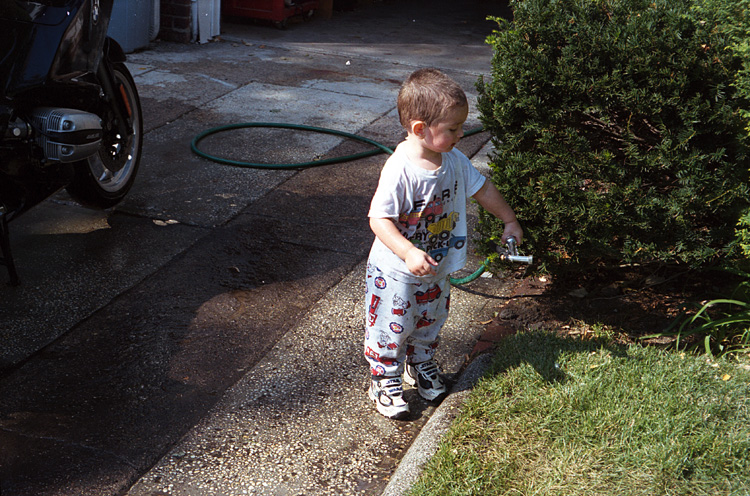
left=477, top=0, right=750, bottom=272
left=694, top=0, right=750, bottom=261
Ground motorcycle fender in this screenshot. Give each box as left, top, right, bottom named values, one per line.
left=103, top=37, right=126, bottom=65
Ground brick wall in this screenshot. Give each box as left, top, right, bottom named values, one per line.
left=160, top=0, right=192, bottom=43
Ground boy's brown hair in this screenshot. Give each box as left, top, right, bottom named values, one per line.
left=397, top=68, right=468, bottom=129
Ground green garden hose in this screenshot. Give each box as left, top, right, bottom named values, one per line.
left=191, top=122, right=490, bottom=285
left=191, top=122, right=396, bottom=169
left=448, top=259, right=491, bottom=285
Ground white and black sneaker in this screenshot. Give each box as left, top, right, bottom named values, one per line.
left=405, top=360, right=447, bottom=401
left=369, top=376, right=410, bottom=419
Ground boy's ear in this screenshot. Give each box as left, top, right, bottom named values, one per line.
left=410, top=120, right=427, bottom=138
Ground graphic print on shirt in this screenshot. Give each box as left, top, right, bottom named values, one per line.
left=398, top=181, right=467, bottom=263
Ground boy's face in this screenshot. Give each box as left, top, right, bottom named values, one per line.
left=423, top=104, right=469, bottom=154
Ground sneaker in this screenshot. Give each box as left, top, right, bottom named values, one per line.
left=405, top=360, right=447, bottom=401
left=369, top=376, right=410, bottom=419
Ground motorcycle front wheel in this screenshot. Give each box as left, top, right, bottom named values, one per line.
left=66, top=62, right=143, bottom=208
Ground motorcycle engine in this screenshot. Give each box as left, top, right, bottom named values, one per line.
left=29, top=108, right=103, bottom=163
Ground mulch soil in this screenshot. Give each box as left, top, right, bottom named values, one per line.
left=482, top=265, right=743, bottom=348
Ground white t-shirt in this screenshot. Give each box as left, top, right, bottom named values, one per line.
left=368, top=146, right=486, bottom=280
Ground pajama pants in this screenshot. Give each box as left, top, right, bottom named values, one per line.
left=364, top=263, right=451, bottom=378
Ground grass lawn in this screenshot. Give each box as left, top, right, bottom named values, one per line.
left=409, top=332, right=750, bottom=496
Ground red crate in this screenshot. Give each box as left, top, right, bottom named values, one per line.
left=223, top=0, right=319, bottom=28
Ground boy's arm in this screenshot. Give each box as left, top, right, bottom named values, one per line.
left=370, top=217, right=438, bottom=276
left=472, top=181, right=524, bottom=244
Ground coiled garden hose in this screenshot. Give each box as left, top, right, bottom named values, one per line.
left=190, top=122, right=497, bottom=285
left=191, top=122, right=399, bottom=169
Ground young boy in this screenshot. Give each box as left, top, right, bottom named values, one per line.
left=365, top=68, right=523, bottom=419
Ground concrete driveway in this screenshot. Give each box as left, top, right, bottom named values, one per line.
left=0, top=1, right=515, bottom=494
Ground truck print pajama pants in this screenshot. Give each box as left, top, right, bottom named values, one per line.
left=364, top=262, right=450, bottom=378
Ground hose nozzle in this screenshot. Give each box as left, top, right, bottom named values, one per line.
left=498, top=236, right=533, bottom=264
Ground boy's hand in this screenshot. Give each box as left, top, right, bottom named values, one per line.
left=370, top=218, right=439, bottom=276
left=501, top=219, right=524, bottom=245
left=405, top=247, right=438, bottom=277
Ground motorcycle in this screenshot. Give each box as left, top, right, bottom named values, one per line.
left=0, top=0, right=143, bottom=285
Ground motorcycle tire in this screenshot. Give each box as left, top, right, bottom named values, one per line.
left=66, top=62, right=143, bottom=209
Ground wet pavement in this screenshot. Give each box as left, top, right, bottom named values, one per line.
left=0, top=1, right=516, bottom=494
